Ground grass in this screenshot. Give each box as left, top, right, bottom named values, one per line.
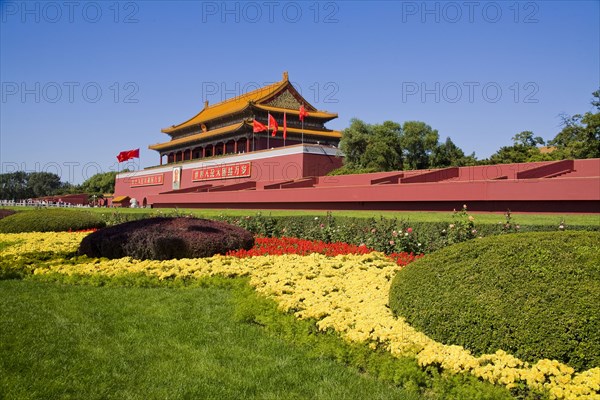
left=0, top=279, right=418, bottom=400
left=5, top=206, right=600, bottom=226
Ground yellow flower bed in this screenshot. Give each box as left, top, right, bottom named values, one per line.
left=1, top=233, right=598, bottom=399
left=0, top=232, right=89, bottom=256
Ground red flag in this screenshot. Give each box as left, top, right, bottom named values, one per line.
left=269, top=114, right=278, bottom=137
left=283, top=112, right=287, bottom=140
left=127, top=149, right=140, bottom=159
left=117, top=148, right=140, bottom=162
left=253, top=119, right=267, bottom=133
left=299, top=105, right=308, bottom=122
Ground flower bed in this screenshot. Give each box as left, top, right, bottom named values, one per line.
left=1, top=232, right=598, bottom=399
left=0, top=232, right=89, bottom=256
left=226, top=237, right=422, bottom=266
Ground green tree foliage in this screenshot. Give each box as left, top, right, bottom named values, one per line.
left=364, top=121, right=404, bottom=171
left=400, top=121, right=439, bottom=170
left=486, top=131, right=552, bottom=164
left=429, top=137, right=477, bottom=168
left=27, top=172, right=63, bottom=198
left=549, top=89, right=600, bottom=159
left=339, top=118, right=371, bottom=169
left=337, top=119, right=474, bottom=174
left=80, top=171, right=119, bottom=195
left=339, top=119, right=403, bottom=172
left=0, top=172, right=29, bottom=200
left=0, top=172, right=63, bottom=200
left=512, top=131, right=545, bottom=147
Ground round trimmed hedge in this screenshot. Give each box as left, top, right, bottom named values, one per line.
left=0, top=209, right=17, bottom=220
left=389, top=231, right=600, bottom=372
left=0, top=209, right=105, bottom=233
left=78, top=217, right=254, bottom=260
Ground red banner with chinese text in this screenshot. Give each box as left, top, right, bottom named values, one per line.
left=130, top=173, right=164, bottom=187
left=192, top=162, right=252, bottom=182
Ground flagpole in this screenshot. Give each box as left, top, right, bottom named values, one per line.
left=252, top=117, right=255, bottom=152
left=283, top=112, right=286, bottom=147
left=301, top=104, right=305, bottom=144
left=267, top=113, right=270, bottom=150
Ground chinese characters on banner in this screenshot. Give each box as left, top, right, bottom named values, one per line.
left=130, top=174, right=164, bottom=187
left=192, top=162, right=252, bottom=182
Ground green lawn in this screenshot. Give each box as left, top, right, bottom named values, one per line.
left=7, top=206, right=600, bottom=226
left=0, top=279, right=417, bottom=400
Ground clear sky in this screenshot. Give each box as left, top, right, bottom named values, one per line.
left=1, top=0, right=599, bottom=183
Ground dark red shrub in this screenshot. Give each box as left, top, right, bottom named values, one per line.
left=78, top=217, right=254, bottom=260
left=0, top=209, right=16, bottom=220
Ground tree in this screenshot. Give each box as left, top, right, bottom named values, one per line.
left=80, top=171, right=119, bottom=195
left=488, top=145, right=532, bottom=164
left=0, top=172, right=29, bottom=200
left=337, top=119, right=404, bottom=173
left=512, top=131, right=545, bottom=147
left=339, top=118, right=371, bottom=169
left=362, top=121, right=403, bottom=171
left=27, top=172, right=62, bottom=198
left=486, top=130, right=553, bottom=164
left=0, top=171, right=63, bottom=200
left=549, top=89, right=600, bottom=159
left=430, top=137, right=476, bottom=168
left=400, top=121, right=439, bottom=170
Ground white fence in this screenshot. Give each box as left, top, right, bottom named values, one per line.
left=0, top=200, right=90, bottom=208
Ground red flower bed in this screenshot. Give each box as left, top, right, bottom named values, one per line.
left=388, top=252, right=423, bottom=266
left=227, top=237, right=422, bottom=266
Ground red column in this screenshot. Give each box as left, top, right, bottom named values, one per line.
left=202, top=147, right=206, bottom=158
left=246, top=138, right=250, bottom=153
left=212, top=144, right=216, bottom=156
left=222, top=142, right=226, bottom=155
left=234, top=140, right=238, bottom=153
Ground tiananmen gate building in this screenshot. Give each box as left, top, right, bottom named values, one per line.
left=113, top=73, right=600, bottom=213
left=150, top=71, right=341, bottom=165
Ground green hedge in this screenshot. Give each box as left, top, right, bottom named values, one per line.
left=215, top=213, right=598, bottom=254
left=389, top=231, right=600, bottom=372
left=93, top=210, right=599, bottom=254
left=0, top=209, right=105, bottom=233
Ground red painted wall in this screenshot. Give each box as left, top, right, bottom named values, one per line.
left=114, top=146, right=343, bottom=205
left=115, top=155, right=600, bottom=213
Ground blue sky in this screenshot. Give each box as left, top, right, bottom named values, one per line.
left=1, top=1, right=599, bottom=183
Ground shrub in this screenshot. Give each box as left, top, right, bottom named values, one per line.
left=78, top=217, right=254, bottom=260
left=217, top=212, right=598, bottom=254
left=0, top=209, right=16, bottom=220
left=0, top=209, right=105, bottom=233
left=389, top=231, right=600, bottom=372
left=441, top=205, right=478, bottom=245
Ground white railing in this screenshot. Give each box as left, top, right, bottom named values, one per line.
left=0, top=200, right=90, bottom=208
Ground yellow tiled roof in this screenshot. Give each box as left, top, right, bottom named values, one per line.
left=272, top=125, right=342, bottom=139
left=112, top=196, right=130, bottom=203
left=149, top=121, right=341, bottom=152
left=161, top=72, right=329, bottom=134
left=150, top=122, right=246, bottom=151
left=253, top=104, right=337, bottom=120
